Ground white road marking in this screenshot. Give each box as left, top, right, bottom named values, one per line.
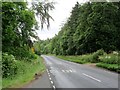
left=62, top=70, right=65, bottom=72
left=48, top=72, right=50, bottom=75
left=48, top=74, right=50, bottom=77
left=69, top=70, right=72, bottom=72
left=53, top=85, right=56, bottom=89
left=49, top=77, right=51, bottom=80
left=82, top=73, right=101, bottom=82
left=50, top=81, right=54, bottom=84
left=66, top=70, right=69, bottom=73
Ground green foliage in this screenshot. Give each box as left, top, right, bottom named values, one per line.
left=96, top=63, right=119, bottom=73
left=32, top=1, right=55, bottom=28
left=2, top=51, right=37, bottom=78
left=57, top=55, right=89, bottom=64
left=2, top=53, right=18, bottom=78
left=2, top=1, right=54, bottom=60
left=2, top=56, right=46, bottom=88
left=91, top=49, right=105, bottom=63
left=99, top=53, right=118, bottom=64
left=57, top=50, right=119, bottom=72
left=38, top=2, right=120, bottom=55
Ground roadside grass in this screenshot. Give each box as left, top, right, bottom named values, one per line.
left=96, top=63, right=119, bottom=72
left=57, top=55, right=88, bottom=64
left=97, top=53, right=119, bottom=73
left=0, top=51, right=2, bottom=90
left=0, top=79, right=1, bottom=90
left=56, top=50, right=119, bottom=73
left=2, top=56, right=46, bottom=88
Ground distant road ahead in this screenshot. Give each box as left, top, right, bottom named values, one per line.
left=42, top=55, right=119, bottom=89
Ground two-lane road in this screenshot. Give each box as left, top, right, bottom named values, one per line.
left=42, top=55, right=119, bottom=89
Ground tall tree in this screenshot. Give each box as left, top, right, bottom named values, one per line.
left=2, top=1, right=54, bottom=58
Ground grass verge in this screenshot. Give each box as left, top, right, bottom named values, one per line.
left=2, top=56, right=46, bottom=88
left=57, top=55, right=88, bottom=64
left=56, top=50, right=119, bottom=73
left=96, top=63, right=119, bottom=73
left=0, top=51, right=2, bottom=90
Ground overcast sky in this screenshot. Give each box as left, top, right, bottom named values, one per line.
left=36, top=0, right=88, bottom=40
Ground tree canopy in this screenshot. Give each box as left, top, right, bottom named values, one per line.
left=2, top=1, right=54, bottom=58
left=36, top=2, right=120, bottom=55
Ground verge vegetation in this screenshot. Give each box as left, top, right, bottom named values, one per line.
left=56, top=50, right=119, bottom=73
left=2, top=53, right=45, bottom=88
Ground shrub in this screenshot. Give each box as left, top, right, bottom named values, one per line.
left=27, top=51, right=37, bottom=61
left=2, top=53, right=18, bottom=78
left=91, top=49, right=105, bottom=63
left=80, top=54, right=92, bottom=62
left=99, top=54, right=118, bottom=64
left=7, top=46, right=37, bottom=61
left=35, top=51, right=41, bottom=55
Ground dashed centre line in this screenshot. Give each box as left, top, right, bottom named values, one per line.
left=82, top=73, right=101, bottom=82
left=49, top=77, right=51, bottom=80
left=47, top=69, right=56, bottom=89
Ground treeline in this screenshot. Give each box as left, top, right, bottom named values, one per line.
left=35, top=2, right=120, bottom=55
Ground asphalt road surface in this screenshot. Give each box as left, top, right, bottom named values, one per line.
left=41, top=55, right=119, bottom=89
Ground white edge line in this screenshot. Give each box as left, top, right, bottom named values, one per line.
left=62, top=70, right=65, bottom=72
left=82, top=73, right=101, bottom=82
left=50, top=81, right=53, bottom=84
left=49, top=77, right=51, bottom=80
left=53, top=85, right=56, bottom=89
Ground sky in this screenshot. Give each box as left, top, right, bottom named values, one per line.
left=36, top=0, right=88, bottom=40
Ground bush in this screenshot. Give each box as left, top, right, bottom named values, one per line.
left=35, top=51, right=41, bottom=56
left=28, top=51, right=37, bottom=61
left=91, top=49, right=105, bottom=63
left=99, top=54, right=118, bottom=64
left=7, top=46, right=37, bottom=61
left=80, top=54, right=92, bottom=62
left=2, top=53, right=18, bottom=78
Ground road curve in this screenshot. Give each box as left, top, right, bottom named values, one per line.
left=41, top=55, right=119, bottom=89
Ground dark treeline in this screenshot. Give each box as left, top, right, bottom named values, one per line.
left=34, top=2, right=120, bottom=55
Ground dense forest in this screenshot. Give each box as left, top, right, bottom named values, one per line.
left=34, top=2, right=120, bottom=55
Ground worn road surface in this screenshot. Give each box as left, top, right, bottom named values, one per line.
left=41, top=55, right=119, bottom=89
